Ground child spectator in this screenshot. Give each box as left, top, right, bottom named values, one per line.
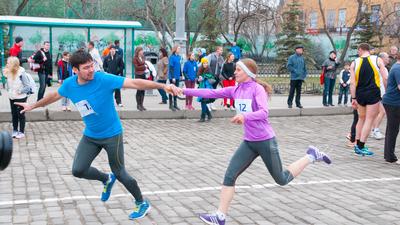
left=57, top=52, right=73, bottom=111
left=338, top=62, right=351, bottom=106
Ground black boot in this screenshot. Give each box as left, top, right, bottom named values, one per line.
left=136, top=94, right=142, bottom=111
left=206, top=111, right=212, bottom=121
left=140, top=95, right=147, bottom=111
left=169, top=96, right=176, bottom=111
left=198, top=113, right=206, bottom=122
left=173, top=96, right=180, bottom=111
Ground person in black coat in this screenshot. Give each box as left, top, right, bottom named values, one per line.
left=103, top=45, right=125, bottom=106
left=32, top=41, right=52, bottom=101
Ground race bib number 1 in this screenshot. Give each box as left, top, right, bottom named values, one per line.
left=75, top=100, right=95, bottom=117
left=235, top=99, right=253, bottom=114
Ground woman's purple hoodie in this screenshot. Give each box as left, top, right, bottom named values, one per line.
left=183, top=80, right=275, bottom=141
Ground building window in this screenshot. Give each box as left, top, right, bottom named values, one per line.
left=370, top=4, right=381, bottom=26
left=338, top=8, right=346, bottom=27
left=310, top=11, right=318, bottom=28
left=326, top=10, right=336, bottom=28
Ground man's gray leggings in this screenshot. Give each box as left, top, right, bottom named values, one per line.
left=223, top=137, right=294, bottom=186
left=72, top=133, right=143, bottom=202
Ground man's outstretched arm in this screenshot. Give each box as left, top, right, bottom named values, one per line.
left=122, top=78, right=179, bottom=95
left=14, top=92, right=63, bottom=113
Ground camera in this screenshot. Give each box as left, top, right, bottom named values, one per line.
left=0, top=131, right=13, bottom=171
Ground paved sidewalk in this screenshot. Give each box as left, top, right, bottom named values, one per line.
left=0, top=115, right=398, bottom=225
left=0, top=85, right=352, bottom=121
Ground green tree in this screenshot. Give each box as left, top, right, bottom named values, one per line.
left=29, top=30, right=43, bottom=47
left=275, top=0, right=314, bottom=73
left=351, top=10, right=381, bottom=53
left=57, top=31, right=85, bottom=52
left=197, top=0, right=222, bottom=52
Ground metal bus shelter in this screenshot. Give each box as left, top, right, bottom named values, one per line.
left=0, top=16, right=142, bottom=87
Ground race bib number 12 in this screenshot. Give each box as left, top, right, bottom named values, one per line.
left=75, top=100, right=95, bottom=117
left=235, top=99, right=252, bottom=114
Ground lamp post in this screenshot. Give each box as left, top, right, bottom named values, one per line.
left=174, top=0, right=186, bottom=59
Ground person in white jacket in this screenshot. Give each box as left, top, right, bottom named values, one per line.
left=88, top=41, right=103, bottom=72
left=4, top=57, right=31, bottom=139
left=370, top=52, right=390, bottom=140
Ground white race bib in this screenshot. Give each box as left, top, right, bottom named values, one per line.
left=75, top=100, right=95, bottom=117
left=235, top=99, right=253, bottom=114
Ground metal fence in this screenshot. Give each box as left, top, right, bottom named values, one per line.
left=256, top=64, right=341, bottom=95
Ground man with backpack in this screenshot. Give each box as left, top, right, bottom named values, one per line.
left=31, top=41, right=52, bottom=101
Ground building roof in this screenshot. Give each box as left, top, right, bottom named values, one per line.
left=0, top=16, right=142, bottom=29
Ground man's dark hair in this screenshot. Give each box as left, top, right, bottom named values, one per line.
left=44, top=41, right=50, bottom=45
left=114, top=40, right=120, bottom=45
left=62, top=51, right=70, bottom=57
left=358, top=43, right=370, bottom=51
left=15, top=36, right=23, bottom=44
left=70, top=49, right=93, bottom=70
left=88, top=41, right=95, bottom=47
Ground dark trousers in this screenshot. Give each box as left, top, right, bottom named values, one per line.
left=350, top=109, right=359, bottom=142
left=383, top=104, right=400, bottom=162
left=169, top=79, right=180, bottom=107
left=37, top=72, right=47, bottom=101
left=46, top=74, right=52, bottom=87
left=338, top=85, right=349, bottom=105
left=323, top=78, right=336, bottom=105
left=114, top=89, right=121, bottom=104
left=9, top=97, right=27, bottom=133
left=223, top=138, right=293, bottom=186
left=72, top=134, right=143, bottom=202
left=135, top=74, right=146, bottom=106
left=201, top=102, right=210, bottom=117
left=157, top=80, right=168, bottom=103
left=287, top=80, right=303, bottom=106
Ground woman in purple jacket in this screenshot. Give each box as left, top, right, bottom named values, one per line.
left=182, top=58, right=332, bottom=225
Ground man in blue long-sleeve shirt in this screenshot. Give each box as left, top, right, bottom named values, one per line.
left=287, top=46, right=307, bottom=108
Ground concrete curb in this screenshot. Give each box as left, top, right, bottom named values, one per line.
left=0, top=107, right=353, bottom=122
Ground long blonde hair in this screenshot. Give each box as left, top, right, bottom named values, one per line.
left=241, top=58, right=273, bottom=96
left=3, top=57, right=20, bottom=80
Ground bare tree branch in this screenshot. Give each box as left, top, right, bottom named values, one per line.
left=339, top=0, right=364, bottom=63
left=318, top=0, right=336, bottom=52
left=65, top=0, right=83, bottom=18
left=15, top=0, right=29, bottom=16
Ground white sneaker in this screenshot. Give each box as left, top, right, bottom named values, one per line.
left=16, top=132, right=25, bottom=139
left=118, top=104, right=124, bottom=107
left=12, top=131, right=18, bottom=138
left=373, top=130, right=385, bottom=140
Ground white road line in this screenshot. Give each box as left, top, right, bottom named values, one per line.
left=1, top=177, right=399, bottom=207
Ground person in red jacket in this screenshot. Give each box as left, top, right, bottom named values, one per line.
left=9, top=36, right=27, bottom=65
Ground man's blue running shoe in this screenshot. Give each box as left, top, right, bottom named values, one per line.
left=129, top=200, right=151, bottom=220
left=199, top=213, right=225, bottom=225
left=101, top=173, right=116, bottom=202
left=360, top=146, right=374, bottom=156
left=354, top=145, right=363, bottom=155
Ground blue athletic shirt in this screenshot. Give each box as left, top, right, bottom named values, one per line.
left=58, top=71, right=125, bottom=139
left=383, top=63, right=400, bottom=106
